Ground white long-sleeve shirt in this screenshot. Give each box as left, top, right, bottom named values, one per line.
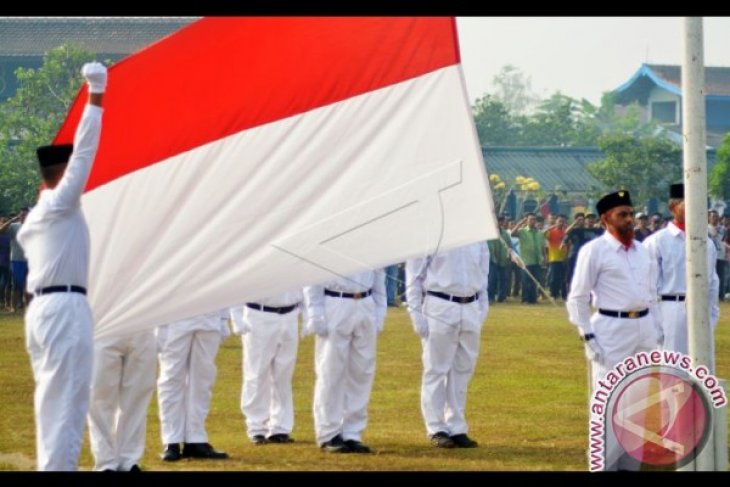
left=643, top=222, right=720, bottom=327
left=566, top=232, right=659, bottom=333
left=303, top=269, right=386, bottom=326
left=18, top=104, right=103, bottom=293
left=405, top=242, right=490, bottom=318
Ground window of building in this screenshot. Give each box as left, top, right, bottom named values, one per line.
left=651, top=101, right=678, bottom=124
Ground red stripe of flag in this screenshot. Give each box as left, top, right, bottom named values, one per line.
left=54, top=17, right=460, bottom=192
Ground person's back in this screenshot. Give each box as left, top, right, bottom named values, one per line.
left=16, top=62, right=106, bottom=471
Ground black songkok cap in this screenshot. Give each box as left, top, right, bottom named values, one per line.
left=596, top=190, right=633, bottom=216
left=36, top=144, right=73, bottom=167
left=670, top=183, right=684, bottom=199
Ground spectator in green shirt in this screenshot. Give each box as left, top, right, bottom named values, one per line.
left=511, top=213, right=546, bottom=304
left=487, top=215, right=513, bottom=303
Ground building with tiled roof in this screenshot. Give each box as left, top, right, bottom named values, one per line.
left=482, top=146, right=717, bottom=217
left=0, top=17, right=197, bottom=99
left=613, top=63, right=730, bottom=148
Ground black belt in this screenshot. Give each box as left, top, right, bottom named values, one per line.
left=34, top=285, right=87, bottom=296
left=598, top=308, right=648, bottom=319
left=661, top=295, right=686, bottom=302
left=245, top=303, right=298, bottom=314
left=426, top=290, right=479, bottom=304
left=324, top=288, right=372, bottom=300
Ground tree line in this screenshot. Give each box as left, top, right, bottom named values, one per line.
left=1, top=49, right=728, bottom=215
left=473, top=65, right=729, bottom=205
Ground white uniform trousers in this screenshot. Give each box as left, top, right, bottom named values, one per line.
left=157, top=327, right=221, bottom=444
left=589, top=312, right=659, bottom=470
left=87, top=331, right=157, bottom=471
left=313, top=296, right=377, bottom=445
left=25, top=293, right=93, bottom=471
left=241, top=308, right=299, bottom=438
left=420, top=296, right=482, bottom=437
left=659, top=301, right=688, bottom=355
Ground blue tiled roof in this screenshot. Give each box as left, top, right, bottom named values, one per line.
left=482, top=146, right=717, bottom=193
left=0, top=17, right=198, bottom=56
left=482, top=147, right=605, bottom=193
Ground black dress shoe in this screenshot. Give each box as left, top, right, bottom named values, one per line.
left=251, top=434, right=268, bottom=445
left=128, top=464, right=142, bottom=472
left=450, top=433, right=478, bottom=448
left=320, top=434, right=351, bottom=453
left=430, top=431, right=456, bottom=448
left=182, top=442, right=229, bottom=459
left=267, top=433, right=294, bottom=443
left=161, top=443, right=182, bottom=461
left=344, top=439, right=371, bottom=453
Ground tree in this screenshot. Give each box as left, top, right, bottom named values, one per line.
left=519, top=92, right=599, bottom=147
left=709, top=132, right=730, bottom=200
left=0, top=43, right=97, bottom=214
left=587, top=134, right=682, bottom=205
left=491, top=65, right=539, bottom=116
left=472, top=94, right=521, bottom=146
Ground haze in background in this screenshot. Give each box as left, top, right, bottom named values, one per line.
left=457, top=17, right=730, bottom=105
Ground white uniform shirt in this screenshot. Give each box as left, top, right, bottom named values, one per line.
left=643, top=222, right=720, bottom=326
left=405, top=242, right=490, bottom=315
left=567, top=232, right=659, bottom=333
left=18, top=105, right=103, bottom=293
left=303, top=269, right=386, bottom=325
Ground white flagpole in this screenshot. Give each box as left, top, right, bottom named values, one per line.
left=681, top=16, right=719, bottom=471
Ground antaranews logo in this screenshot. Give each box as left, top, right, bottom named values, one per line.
left=588, top=349, right=726, bottom=471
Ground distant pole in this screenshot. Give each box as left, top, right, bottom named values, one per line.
left=681, top=16, right=715, bottom=471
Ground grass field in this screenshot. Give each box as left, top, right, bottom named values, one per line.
left=1, top=300, right=728, bottom=471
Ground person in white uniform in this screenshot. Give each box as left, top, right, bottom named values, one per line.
left=16, top=62, right=107, bottom=471
left=229, top=289, right=303, bottom=445
left=156, top=309, right=230, bottom=461
left=643, top=183, right=720, bottom=368
left=566, top=190, right=663, bottom=471
left=405, top=242, right=490, bottom=449
left=303, top=270, right=386, bottom=453
left=87, top=329, right=157, bottom=471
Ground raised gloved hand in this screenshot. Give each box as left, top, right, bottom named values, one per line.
left=413, top=315, right=429, bottom=339
left=82, top=62, right=107, bottom=94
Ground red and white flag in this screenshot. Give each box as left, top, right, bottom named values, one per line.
left=55, top=17, right=498, bottom=338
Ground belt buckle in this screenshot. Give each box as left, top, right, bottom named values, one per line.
left=628, top=311, right=639, bottom=318
left=458, top=296, right=468, bottom=304
left=352, top=292, right=363, bottom=299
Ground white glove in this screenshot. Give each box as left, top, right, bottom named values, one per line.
left=655, top=326, right=665, bottom=349
left=413, top=315, right=429, bottom=339
left=583, top=338, right=604, bottom=366
left=155, top=326, right=168, bottom=353
left=231, top=317, right=251, bottom=336
left=375, top=319, right=385, bottom=334
left=304, top=317, right=328, bottom=338
left=82, top=62, right=107, bottom=94
left=220, top=319, right=231, bottom=343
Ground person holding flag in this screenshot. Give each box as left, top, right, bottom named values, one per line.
left=17, top=62, right=106, bottom=470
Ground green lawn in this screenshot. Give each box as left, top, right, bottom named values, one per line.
left=1, top=301, right=728, bottom=471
